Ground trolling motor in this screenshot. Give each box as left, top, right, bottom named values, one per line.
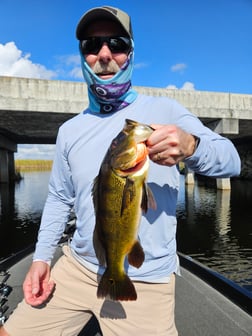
left=0, top=271, right=12, bottom=325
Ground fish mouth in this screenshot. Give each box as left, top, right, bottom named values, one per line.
left=121, top=157, right=147, bottom=173
left=114, top=143, right=148, bottom=176
left=113, top=157, right=147, bottom=177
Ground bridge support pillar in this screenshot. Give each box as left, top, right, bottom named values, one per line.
left=216, top=178, right=231, bottom=190
left=185, top=170, right=195, bottom=185
left=184, top=165, right=231, bottom=190
left=213, top=118, right=239, bottom=134
left=0, top=149, right=9, bottom=183
left=0, top=135, right=17, bottom=183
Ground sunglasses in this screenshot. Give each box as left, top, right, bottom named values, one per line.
left=80, top=36, right=132, bottom=55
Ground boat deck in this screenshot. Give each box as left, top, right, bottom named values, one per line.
left=1, top=248, right=251, bottom=336
left=175, top=267, right=251, bottom=336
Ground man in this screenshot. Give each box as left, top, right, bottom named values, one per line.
left=0, top=6, right=240, bottom=336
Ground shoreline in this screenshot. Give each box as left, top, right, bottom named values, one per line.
left=15, top=159, right=53, bottom=172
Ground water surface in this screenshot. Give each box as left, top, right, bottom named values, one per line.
left=177, top=175, right=252, bottom=292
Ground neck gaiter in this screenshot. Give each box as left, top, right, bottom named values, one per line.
left=80, top=40, right=138, bottom=114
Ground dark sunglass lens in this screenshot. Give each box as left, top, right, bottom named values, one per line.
left=80, top=38, right=101, bottom=54
left=80, top=37, right=131, bottom=55
left=109, top=37, right=131, bottom=53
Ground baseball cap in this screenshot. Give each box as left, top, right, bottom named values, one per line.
left=76, top=6, right=133, bottom=40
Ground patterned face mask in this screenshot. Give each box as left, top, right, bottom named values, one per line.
left=80, top=39, right=138, bottom=114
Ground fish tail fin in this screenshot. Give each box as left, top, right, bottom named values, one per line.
left=97, top=270, right=137, bottom=301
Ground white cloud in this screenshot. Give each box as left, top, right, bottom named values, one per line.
left=63, top=54, right=80, bottom=66
left=55, top=54, right=82, bottom=80
left=166, top=81, right=195, bottom=90
left=134, top=62, right=149, bottom=69
left=166, top=84, right=178, bottom=90
left=170, top=63, right=187, bottom=73
left=15, top=144, right=55, bottom=160
left=69, top=67, right=83, bottom=79
left=0, top=42, right=56, bottom=79
left=167, top=63, right=195, bottom=90
left=181, top=81, right=195, bottom=90
left=0, top=41, right=84, bottom=81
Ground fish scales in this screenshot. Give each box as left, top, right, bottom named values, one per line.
left=92, top=119, right=156, bottom=301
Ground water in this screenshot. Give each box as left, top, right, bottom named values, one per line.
left=0, top=171, right=251, bottom=293
left=177, top=175, right=252, bottom=293
left=0, top=171, right=50, bottom=259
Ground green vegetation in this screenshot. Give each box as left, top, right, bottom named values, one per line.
left=15, top=159, right=53, bottom=172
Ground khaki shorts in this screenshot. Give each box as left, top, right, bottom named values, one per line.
left=4, top=246, right=178, bottom=336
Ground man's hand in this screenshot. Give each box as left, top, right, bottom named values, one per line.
left=147, top=124, right=196, bottom=166
left=23, top=261, right=55, bottom=306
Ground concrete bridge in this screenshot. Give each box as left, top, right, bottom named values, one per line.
left=0, top=76, right=252, bottom=184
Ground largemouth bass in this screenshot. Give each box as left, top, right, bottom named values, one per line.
left=92, top=119, right=156, bottom=301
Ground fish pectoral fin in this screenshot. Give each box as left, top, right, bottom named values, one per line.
left=141, top=183, right=157, bottom=213
left=128, top=241, right=145, bottom=268
left=121, top=177, right=136, bottom=216
left=147, top=185, right=157, bottom=210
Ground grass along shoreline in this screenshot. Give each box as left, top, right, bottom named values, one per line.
left=15, top=159, right=53, bottom=172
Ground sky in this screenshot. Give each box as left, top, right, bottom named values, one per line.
left=1, top=0, right=251, bottom=159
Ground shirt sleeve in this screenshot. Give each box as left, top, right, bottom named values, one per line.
left=185, top=134, right=241, bottom=177
left=33, top=127, right=75, bottom=262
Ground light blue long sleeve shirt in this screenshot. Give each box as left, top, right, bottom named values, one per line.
left=33, top=94, right=240, bottom=282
